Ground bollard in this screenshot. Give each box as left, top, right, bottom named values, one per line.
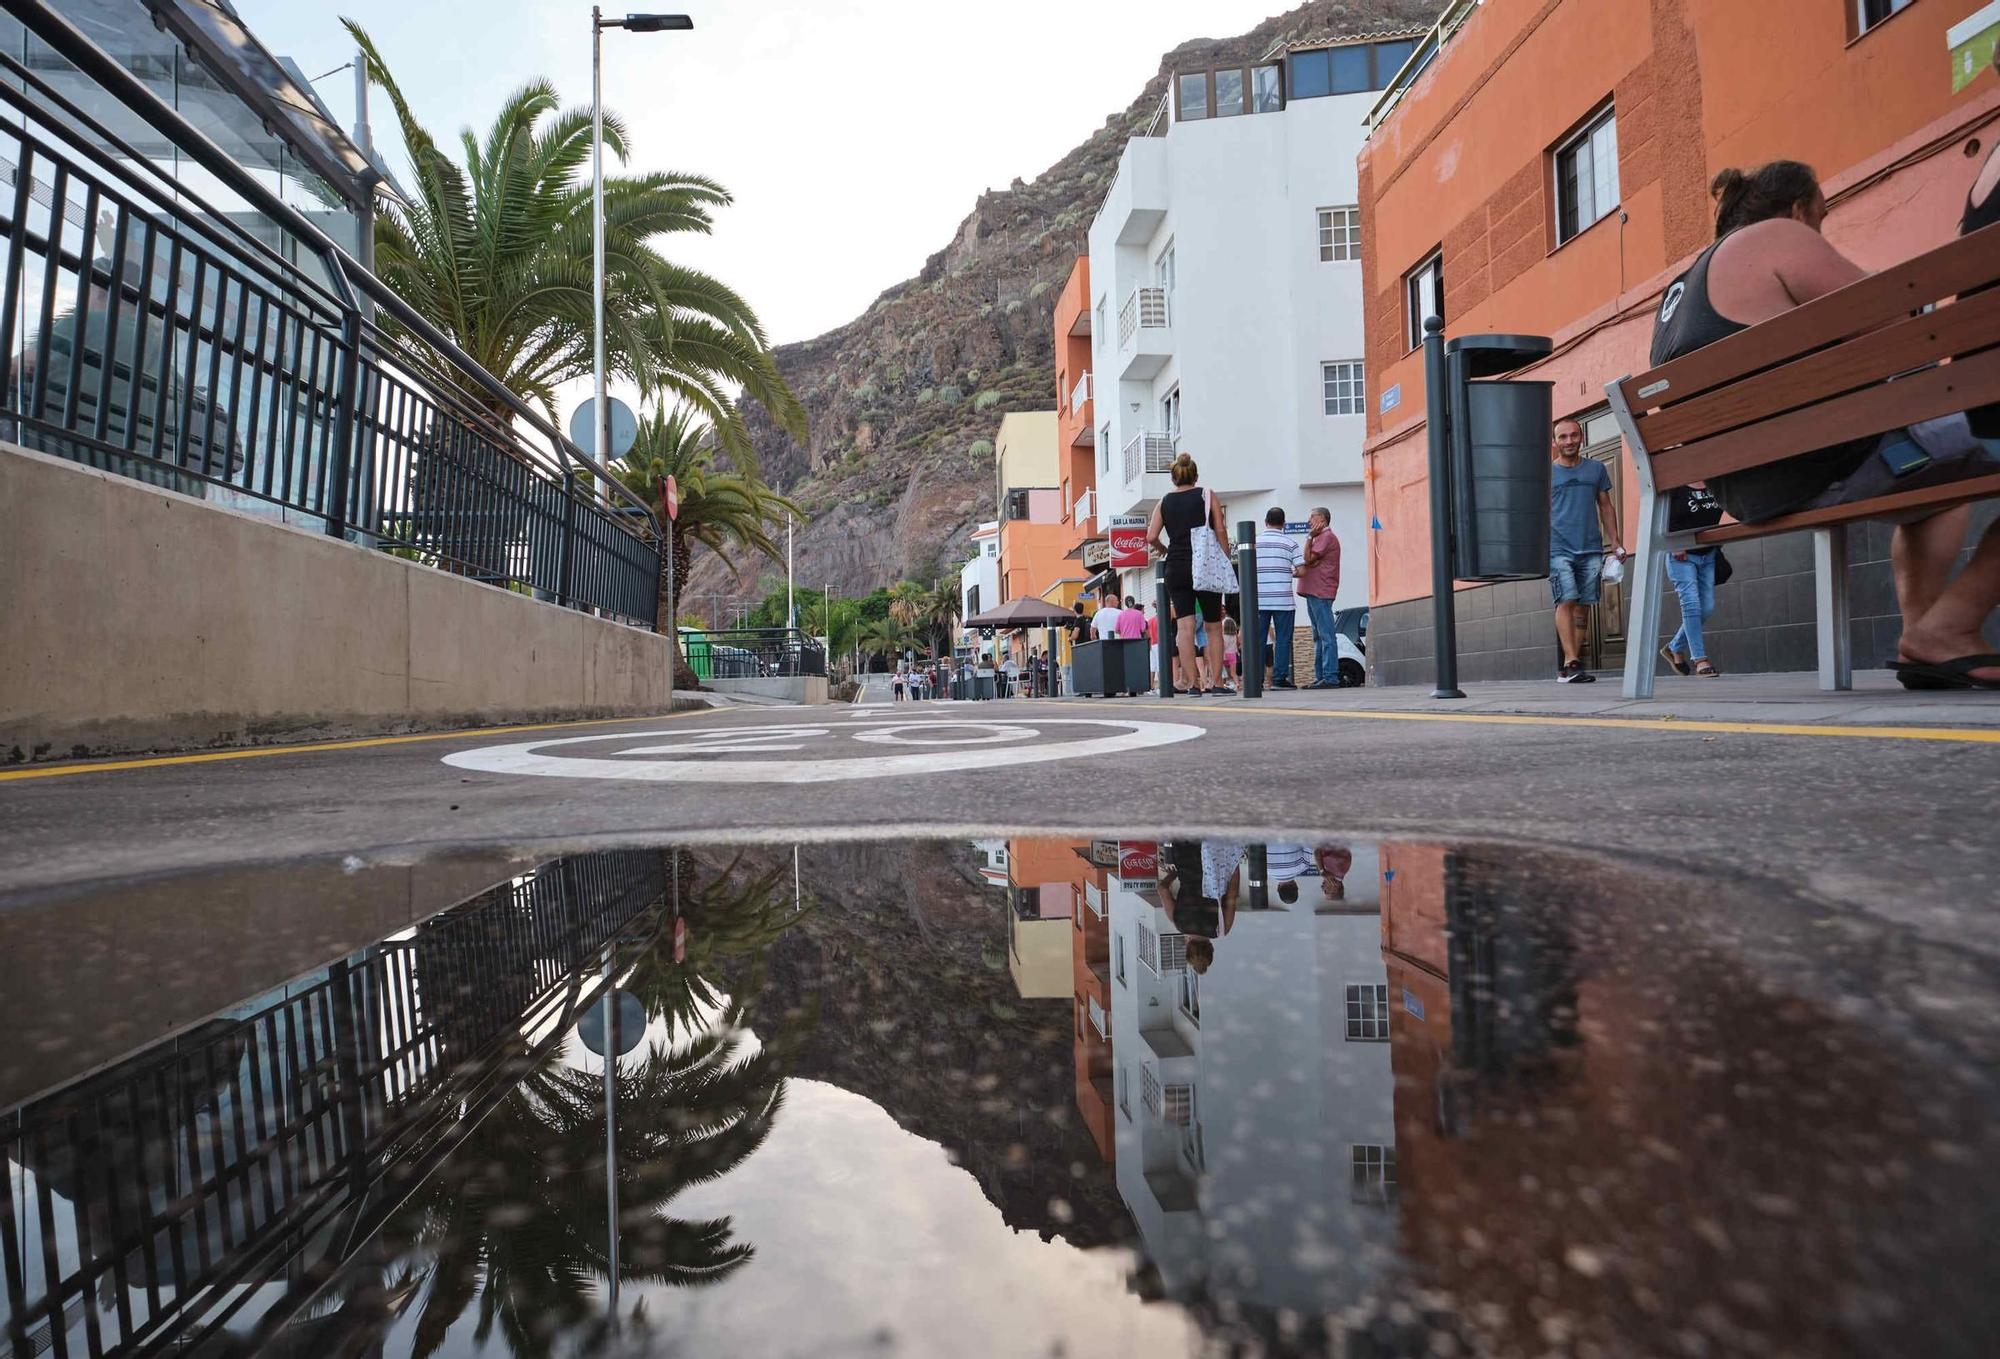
left=1154, top=578, right=1173, bottom=698
left=1422, top=316, right=1465, bottom=700
left=1236, top=519, right=1262, bottom=699
left=1246, top=843, right=1269, bottom=912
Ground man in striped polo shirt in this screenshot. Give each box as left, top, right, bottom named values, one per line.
left=1254, top=507, right=1303, bottom=689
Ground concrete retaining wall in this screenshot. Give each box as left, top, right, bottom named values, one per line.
left=1, top=442, right=672, bottom=759
left=707, top=675, right=829, bottom=705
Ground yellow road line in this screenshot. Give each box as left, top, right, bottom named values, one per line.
left=0, top=710, right=701, bottom=783
left=1121, top=701, right=2000, bottom=745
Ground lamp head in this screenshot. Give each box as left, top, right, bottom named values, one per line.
left=620, top=13, right=693, bottom=31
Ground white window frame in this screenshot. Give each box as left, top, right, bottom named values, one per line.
left=1317, top=205, right=1361, bottom=262
left=1554, top=104, right=1619, bottom=245
left=1161, top=385, right=1181, bottom=440
left=1155, top=240, right=1177, bottom=300
left=1350, top=1143, right=1397, bottom=1204
left=1856, top=0, right=1914, bottom=36
left=1178, top=966, right=1201, bottom=1027
left=1115, top=931, right=1127, bottom=985
left=1118, top=1065, right=1130, bottom=1118
left=1345, top=982, right=1390, bottom=1041
left=1406, top=251, right=1443, bottom=350
left=1100, top=421, right=1111, bottom=472
left=1321, top=360, right=1365, bottom=417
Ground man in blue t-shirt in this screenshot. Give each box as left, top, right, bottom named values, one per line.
left=1548, top=417, right=1625, bottom=683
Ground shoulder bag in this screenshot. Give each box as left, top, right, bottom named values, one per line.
left=1191, top=489, right=1239, bottom=594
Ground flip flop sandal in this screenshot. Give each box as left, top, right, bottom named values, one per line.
left=1890, top=655, right=2000, bottom=691
left=1692, top=661, right=1721, bottom=678
left=1660, top=645, right=1691, bottom=677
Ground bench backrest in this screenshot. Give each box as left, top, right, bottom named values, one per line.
left=1613, top=220, right=2000, bottom=492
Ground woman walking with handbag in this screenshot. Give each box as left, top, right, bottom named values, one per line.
left=1148, top=454, right=1239, bottom=696
left=1659, top=481, right=1728, bottom=678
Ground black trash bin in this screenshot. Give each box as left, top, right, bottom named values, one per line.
left=1444, top=335, right=1555, bottom=583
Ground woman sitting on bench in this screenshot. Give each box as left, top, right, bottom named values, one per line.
left=1648, top=158, right=2000, bottom=690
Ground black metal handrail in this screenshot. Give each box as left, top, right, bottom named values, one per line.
left=0, top=850, right=668, bottom=1359
left=0, top=8, right=663, bottom=627
left=684, top=626, right=828, bottom=679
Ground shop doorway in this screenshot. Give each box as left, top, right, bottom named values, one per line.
left=1577, top=408, right=1628, bottom=675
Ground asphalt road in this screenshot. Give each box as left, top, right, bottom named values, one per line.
left=3, top=690, right=1996, bottom=959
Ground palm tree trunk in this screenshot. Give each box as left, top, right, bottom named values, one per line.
left=658, top=531, right=700, bottom=690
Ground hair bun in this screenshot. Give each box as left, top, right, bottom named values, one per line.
left=1709, top=167, right=1746, bottom=201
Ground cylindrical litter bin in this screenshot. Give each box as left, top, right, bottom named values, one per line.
left=1450, top=374, right=1553, bottom=582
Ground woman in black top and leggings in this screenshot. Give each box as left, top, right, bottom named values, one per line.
left=1147, top=453, right=1235, bottom=696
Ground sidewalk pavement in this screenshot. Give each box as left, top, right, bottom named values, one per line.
left=1098, top=668, right=2000, bottom=729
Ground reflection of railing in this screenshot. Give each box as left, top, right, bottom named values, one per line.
left=0, top=20, right=660, bottom=626
left=683, top=627, right=827, bottom=680
left=2, top=851, right=666, bottom=1359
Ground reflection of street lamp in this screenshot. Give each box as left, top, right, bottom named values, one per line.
left=591, top=10, right=693, bottom=473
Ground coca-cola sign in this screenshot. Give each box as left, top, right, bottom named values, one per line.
left=1109, top=516, right=1150, bottom=570
left=1118, top=840, right=1159, bottom=881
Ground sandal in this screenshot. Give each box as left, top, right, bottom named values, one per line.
left=1889, top=654, right=2000, bottom=691
left=1659, top=645, right=1691, bottom=677
left=1692, top=660, right=1721, bottom=678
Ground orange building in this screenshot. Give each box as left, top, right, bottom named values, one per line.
left=1357, top=0, right=2000, bottom=683
left=1053, top=257, right=1100, bottom=547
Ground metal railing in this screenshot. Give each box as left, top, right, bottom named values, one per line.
left=1116, top=287, right=1169, bottom=349
left=1070, top=370, right=1091, bottom=413
left=1072, top=487, right=1095, bottom=529
left=1122, top=430, right=1177, bottom=483
left=683, top=626, right=826, bottom=680
left=1364, top=0, right=1480, bottom=130
left=0, top=850, right=666, bottom=1359
left=0, top=10, right=662, bottom=626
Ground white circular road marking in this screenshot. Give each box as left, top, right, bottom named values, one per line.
left=442, top=718, right=1203, bottom=783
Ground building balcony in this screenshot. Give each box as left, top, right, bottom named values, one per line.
left=1117, top=288, right=1172, bottom=380
left=1122, top=431, right=1177, bottom=487
left=1071, top=371, right=1092, bottom=418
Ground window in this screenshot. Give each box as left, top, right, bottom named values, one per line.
left=1375, top=38, right=1418, bottom=83
left=1318, top=205, right=1361, bottom=262
left=1251, top=63, right=1282, bottom=112
left=1555, top=106, right=1619, bottom=244
left=1214, top=67, right=1245, bottom=117
left=1160, top=385, right=1181, bottom=439
left=1115, top=931, right=1127, bottom=984
left=1351, top=1144, right=1398, bottom=1205
left=1345, top=983, right=1390, bottom=1041
left=1287, top=40, right=1419, bottom=100
left=1118, top=1066, right=1130, bottom=1118
left=1096, top=297, right=1107, bottom=340
left=1289, top=48, right=1332, bottom=98
left=1330, top=43, right=1372, bottom=94
left=1322, top=361, right=1365, bottom=416
left=1005, top=488, right=1031, bottom=521
left=965, top=585, right=979, bottom=618
left=1155, top=240, right=1176, bottom=300
left=1100, top=422, right=1111, bottom=472
left=1178, top=71, right=1209, bottom=121
left=1406, top=250, right=1444, bottom=349
left=1179, top=967, right=1201, bottom=1026
left=1856, top=0, right=1914, bottom=35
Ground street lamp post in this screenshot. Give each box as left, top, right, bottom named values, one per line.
left=592, top=8, right=692, bottom=483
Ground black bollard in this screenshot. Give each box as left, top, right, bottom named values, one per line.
left=1154, top=578, right=1173, bottom=698
left=1423, top=315, right=1466, bottom=699
left=1236, top=519, right=1262, bottom=698
left=1247, top=844, right=1269, bottom=911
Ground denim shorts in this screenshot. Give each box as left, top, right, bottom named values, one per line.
left=1549, top=552, right=1603, bottom=605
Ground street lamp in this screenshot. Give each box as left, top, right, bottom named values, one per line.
left=591, top=11, right=693, bottom=476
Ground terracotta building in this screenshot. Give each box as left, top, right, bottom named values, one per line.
left=1357, top=0, right=2000, bottom=683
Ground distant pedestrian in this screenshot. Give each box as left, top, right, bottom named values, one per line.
left=1266, top=842, right=1311, bottom=904
left=1093, top=588, right=1124, bottom=641
left=1548, top=416, right=1625, bottom=684
left=1255, top=507, right=1302, bottom=688
left=1660, top=481, right=1727, bottom=678
left=893, top=658, right=908, bottom=701
left=1316, top=844, right=1353, bottom=902
left=1298, top=507, right=1342, bottom=689
left=1221, top=617, right=1240, bottom=690
left=1117, top=596, right=1147, bottom=640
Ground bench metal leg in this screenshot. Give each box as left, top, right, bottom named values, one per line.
left=1622, top=497, right=1669, bottom=699
left=1814, top=526, right=1852, bottom=691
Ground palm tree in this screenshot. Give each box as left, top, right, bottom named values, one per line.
left=344, top=23, right=805, bottom=460
left=886, top=581, right=927, bottom=631
left=857, top=616, right=918, bottom=670
left=924, top=578, right=962, bottom=657
left=610, top=407, right=799, bottom=683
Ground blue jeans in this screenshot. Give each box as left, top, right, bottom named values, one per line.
left=1259, top=608, right=1296, bottom=683
left=1666, top=550, right=1718, bottom=660
left=1303, top=595, right=1338, bottom=685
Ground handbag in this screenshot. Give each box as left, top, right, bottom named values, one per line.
left=1191, top=489, right=1239, bottom=594
left=1713, top=548, right=1734, bottom=586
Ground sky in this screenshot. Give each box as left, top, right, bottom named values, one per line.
left=236, top=0, right=1284, bottom=350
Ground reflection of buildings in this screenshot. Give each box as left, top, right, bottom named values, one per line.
left=1108, top=840, right=1397, bottom=1318
left=1004, top=836, right=1078, bottom=1000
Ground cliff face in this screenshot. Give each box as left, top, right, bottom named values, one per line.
left=692, top=0, right=1445, bottom=610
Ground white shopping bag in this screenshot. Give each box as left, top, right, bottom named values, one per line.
left=1601, top=553, right=1625, bottom=584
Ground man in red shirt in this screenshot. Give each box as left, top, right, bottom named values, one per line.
left=1298, top=507, right=1342, bottom=688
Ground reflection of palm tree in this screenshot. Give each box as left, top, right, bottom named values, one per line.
left=392, top=1009, right=785, bottom=1357
left=629, top=850, right=803, bottom=1036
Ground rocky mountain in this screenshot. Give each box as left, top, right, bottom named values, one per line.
left=691, top=0, right=1445, bottom=613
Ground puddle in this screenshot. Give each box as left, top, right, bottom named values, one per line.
left=3, top=837, right=1996, bottom=1358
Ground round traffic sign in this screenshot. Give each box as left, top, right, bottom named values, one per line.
left=663, top=473, right=679, bottom=521
left=577, top=989, right=647, bottom=1058
left=568, top=395, right=639, bottom=459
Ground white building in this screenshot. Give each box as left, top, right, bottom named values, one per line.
left=956, top=520, right=1000, bottom=660
left=1087, top=34, right=1422, bottom=630
left=1106, top=840, right=1398, bottom=1322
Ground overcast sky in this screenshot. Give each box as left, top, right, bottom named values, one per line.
left=237, top=0, right=1282, bottom=349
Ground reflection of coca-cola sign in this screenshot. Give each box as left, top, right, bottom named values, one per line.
left=1110, top=516, right=1150, bottom=570
left=1118, top=840, right=1159, bottom=880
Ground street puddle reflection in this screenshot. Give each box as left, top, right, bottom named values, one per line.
left=3, top=837, right=1996, bottom=1358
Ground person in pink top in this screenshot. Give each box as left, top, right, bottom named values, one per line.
left=1115, top=595, right=1147, bottom=640
left=1298, top=507, right=1342, bottom=688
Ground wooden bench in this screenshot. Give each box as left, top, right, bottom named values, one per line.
left=1608, top=220, right=2000, bottom=699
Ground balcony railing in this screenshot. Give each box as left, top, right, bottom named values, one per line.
left=1122, top=431, right=1178, bottom=484
left=1070, top=370, right=1091, bottom=413
left=1365, top=0, right=1479, bottom=130
left=683, top=626, right=827, bottom=679
left=1072, top=487, right=1095, bottom=529
left=0, top=17, right=662, bottom=627
left=1117, top=287, right=1170, bottom=347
